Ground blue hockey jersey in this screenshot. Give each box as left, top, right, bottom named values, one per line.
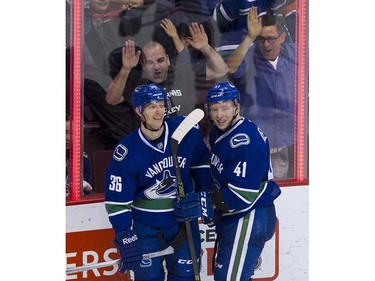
left=213, top=0, right=269, bottom=55
left=105, top=116, right=211, bottom=233
left=209, top=117, right=280, bottom=221
left=213, top=0, right=293, bottom=56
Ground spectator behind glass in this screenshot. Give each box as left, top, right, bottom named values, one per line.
left=83, top=0, right=145, bottom=91
left=89, top=0, right=144, bottom=30
left=89, top=0, right=124, bottom=29
left=275, top=0, right=296, bottom=42
left=66, top=118, right=93, bottom=197
left=66, top=0, right=144, bottom=40
left=84, top=46, right=143, bottom=149
left=227, top=8, right=295, bottom=179
left=150, top=0, right=217, bottom=60
left=105, top=29, right=227, bottom=117
left=160, top=18, right=227, bottom=138
left=212, top=0, right=295, bottom=60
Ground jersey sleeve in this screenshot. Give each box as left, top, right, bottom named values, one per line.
left=104, top=145, right=138, bottom=234
left=213, top=0, right=240, bottom=32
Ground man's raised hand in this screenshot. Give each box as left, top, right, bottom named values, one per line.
left=247, top=6, right=262, bottom=40
left=122, top=39, right=141, bottom=71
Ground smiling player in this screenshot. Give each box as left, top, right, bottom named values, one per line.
left=104, top=83, right=212, bottom=281
left=205, top=81, right=281, bottom=281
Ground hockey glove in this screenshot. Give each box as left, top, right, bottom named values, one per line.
left=174, top=192, right=201, bottom=222
left=113, top=229, right=142, bottom=273
left=199, top=191, right=215, bottom=227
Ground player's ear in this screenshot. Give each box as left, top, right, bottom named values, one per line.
left=233, top=103, right=240, bottom=117
left=134, top=107, right=144, bottom=121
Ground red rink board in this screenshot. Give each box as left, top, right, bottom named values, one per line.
left=66, top=220, right=278, bottom=281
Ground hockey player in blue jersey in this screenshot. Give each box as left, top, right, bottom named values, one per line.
left=205, top=81, right=281, bottom=281
left=104, top=83, right=212, bottom=280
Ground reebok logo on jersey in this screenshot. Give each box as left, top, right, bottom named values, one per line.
left=230, top=133, right=250, bottom=148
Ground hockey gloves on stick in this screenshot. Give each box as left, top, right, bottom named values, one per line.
left=113, top=230, right=142, bottom=273
left=174, top=192, right=201, bottom=222
left=174, top=192, right=215, bottom=224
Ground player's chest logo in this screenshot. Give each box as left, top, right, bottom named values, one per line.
left=230, top=133, right=250, bottom=148
left=144, top=170, right=178, bottom=199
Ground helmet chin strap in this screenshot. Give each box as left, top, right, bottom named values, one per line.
left=232, top=108, right=239, bottom=123
left=143, top=120, right=164, bottom=132
left=140, top=113, right=165, bottom=132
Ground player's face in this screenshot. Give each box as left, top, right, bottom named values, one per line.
left=258, top=26, right=285, bottom=61
left=209, top=101, right=237, bottom=130
left=142, top=45, right=170, bottom=84
left=142, top=101, right=166, bottom=130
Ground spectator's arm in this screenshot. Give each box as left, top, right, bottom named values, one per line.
left=106, top=67, right=130, bottom=105
left=200, top=44, right=228, bottom=80
left=226, top=7, right=261, bottom=74
left=186, top=22, right=228, bottom=80
left=106, top=40, right=141, bottom=105
left=160, top=18, right=184, bottom=53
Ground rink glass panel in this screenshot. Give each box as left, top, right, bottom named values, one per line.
left=66, top=0, right=309, bottom=203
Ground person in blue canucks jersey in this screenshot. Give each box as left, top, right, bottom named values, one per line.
left=104, top=83, right=212, bottom=280
left=205, top=81, right=281, bottom=281
left=213, top=0, right=294, bottom=59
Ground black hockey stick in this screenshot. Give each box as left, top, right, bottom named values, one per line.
left=66, top=245, right=174, bottom=274
left=170, top=108, right=205, bottom=281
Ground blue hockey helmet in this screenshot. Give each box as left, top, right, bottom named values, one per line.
left=206, top=81, right=240, bottom=107
left=132, top=83, right=167, bottom=112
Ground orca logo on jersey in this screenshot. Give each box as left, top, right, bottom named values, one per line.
left=230, top=133, right=250, bottom=148
left=113, top=144, right=128, bottom=161
left=144, top=170, right=178, bottom=199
